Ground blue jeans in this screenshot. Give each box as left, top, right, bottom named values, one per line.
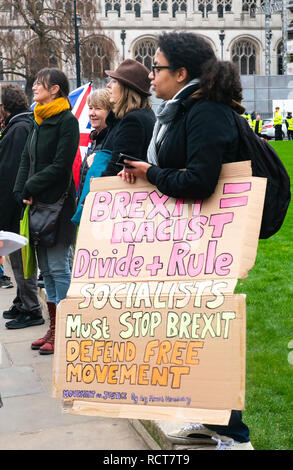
left=36, top=244, right=71, bottom=305
left=205, top=410, right=250, bottom=443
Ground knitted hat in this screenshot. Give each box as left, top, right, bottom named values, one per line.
left=106, top=59, right=151, bottom=97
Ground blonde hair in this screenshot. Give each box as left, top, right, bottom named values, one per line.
left=87, top=89, right=112, bottom=111
left=113, top=83, right=151, bottom=119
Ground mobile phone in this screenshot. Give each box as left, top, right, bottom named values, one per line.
left=116, top=153, right=143, bottom=169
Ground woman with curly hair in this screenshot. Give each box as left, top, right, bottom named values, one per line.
left=120, top=32, right=245, bottom=200
left=120, top=31, right=252, bottom=450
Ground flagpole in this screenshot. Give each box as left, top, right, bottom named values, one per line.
left=73, top=0, right=81, bottom=88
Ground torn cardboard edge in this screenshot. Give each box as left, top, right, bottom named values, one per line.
left=62, top=400, right=231, bottom=425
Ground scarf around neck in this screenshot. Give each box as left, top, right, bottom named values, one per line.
left=147, top=78, right=200, bottom=165
left=34, top=97, right=70, bottom=125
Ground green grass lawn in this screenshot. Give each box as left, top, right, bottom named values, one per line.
left=235, top=141, right=293, bottom=450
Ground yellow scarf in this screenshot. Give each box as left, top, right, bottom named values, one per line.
left=34, top=97, right=70, bottom=125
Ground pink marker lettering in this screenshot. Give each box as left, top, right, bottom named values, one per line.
left=209, top=212, right=234, bottom=238
left=90, top=192, right=112, bottom=222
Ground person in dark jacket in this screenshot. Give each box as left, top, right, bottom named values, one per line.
left=0, top=84, right=43, bottom=324
left=77, top=88, right=111, bottom=203
left=100, top=58, right=156, bottom=176
left=13, top=68, right=80, bottom=354
left=120, top=32, right=253, bottom=450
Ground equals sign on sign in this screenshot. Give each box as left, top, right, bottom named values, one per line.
left=220, top=182, right=252, bottom=209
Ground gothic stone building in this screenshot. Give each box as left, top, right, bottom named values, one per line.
left=88, top=0, right=292, bottom=78
left=1, top=1, right=292, bottom=114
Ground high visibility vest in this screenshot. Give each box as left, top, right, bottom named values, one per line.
left=286, top=118, right=293, bottom=130
left=274, top=111, right=283, bottom=126
left=252, top=119, right=263, bottom=132
left=242, top=113, right=252, bottom=127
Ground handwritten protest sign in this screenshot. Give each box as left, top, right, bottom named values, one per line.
left=53, top=161, right=266, bottom=424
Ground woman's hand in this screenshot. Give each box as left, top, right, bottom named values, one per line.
left=119, top=160, right=151, bottom=184
left=87, top=153, right=95, bottom=168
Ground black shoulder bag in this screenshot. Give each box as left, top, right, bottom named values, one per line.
left=28, top=129, right=72, bottom=247
left=29, top=187, right=70, bottom=247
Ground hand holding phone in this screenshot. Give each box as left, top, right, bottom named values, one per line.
left=116, top=153, right=144, bottom=169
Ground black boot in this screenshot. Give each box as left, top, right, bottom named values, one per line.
left=5, top=308, right=44, bottom=329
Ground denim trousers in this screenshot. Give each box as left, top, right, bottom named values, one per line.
left=36, top=243, right=71, bottom=305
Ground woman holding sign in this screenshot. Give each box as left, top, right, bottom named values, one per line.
left=119, top=32, right=252, bottom=450
left=13, top=68, right=80, bottom=354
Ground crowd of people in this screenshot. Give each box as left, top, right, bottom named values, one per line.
left=0, top=31, right=256, bottom=450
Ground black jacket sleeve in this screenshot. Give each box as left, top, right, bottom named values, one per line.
left=102, top=112, right=148, bottom=177
left=146, top=102, right=238, bottom=200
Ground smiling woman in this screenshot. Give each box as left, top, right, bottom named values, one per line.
left=76, top=89, right=112, bottom=204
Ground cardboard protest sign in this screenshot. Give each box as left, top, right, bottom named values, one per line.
left=53, top=161, right=266, bottom=424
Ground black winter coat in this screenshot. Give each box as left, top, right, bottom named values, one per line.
left=0, top=110, right=32, bottom=233
left=101, top=107, right=156, bottom=176
left=147, top=98, right=240, bottom=200
left=14, top=110, right=80, bottom=246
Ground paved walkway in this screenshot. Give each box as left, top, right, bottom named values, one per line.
left=0, top=260, right=153, bottom=450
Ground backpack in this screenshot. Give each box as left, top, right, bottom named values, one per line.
left=232, top=111, right=291, bottom=239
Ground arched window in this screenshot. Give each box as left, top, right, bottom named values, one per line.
left=289, top=21, right=293, bottom=41
left=277, top=41, right=284, bottom=75
left=0, top=59, right=3, bottom=81
left=125, top=0, right=141, bottom=17
left=65, top=1, right=72, bottom=14
left=232, top=39, right=257, bottom=75
left=81, top=36, right=115, bottom=84
left=242, top=0, right=256, bottom=17
left=217, top=0, right=232, bottom=18
left=198, top=1, right=213, bottom=18
left=172, top=1, right=187, bottom=18
left=133, top=37, right=158, bottom=71
left=76, top=1, right=93, bottom=16
left=105, top=0, right=121, bottom=17
left=152, top=0, right=168, bottom=17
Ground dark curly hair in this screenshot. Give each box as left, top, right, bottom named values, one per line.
left=1, top=84, right=29, bottom=113
left=157, top=32, right=216, bottom=80
left=157, top=32, right=243, bottom=106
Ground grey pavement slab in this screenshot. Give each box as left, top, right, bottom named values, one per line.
left=0, top=365, right=44, bottom=398
left=0, top=419, right=149, bottom=450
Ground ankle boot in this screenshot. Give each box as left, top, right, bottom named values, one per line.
left=39, top=302, right=56, bottom=355
left=31, top=302, right=56, bottom=351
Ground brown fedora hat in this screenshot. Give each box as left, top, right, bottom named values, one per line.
left=105, top=59, right=152, bottom=97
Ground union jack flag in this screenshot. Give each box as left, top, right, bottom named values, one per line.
left=69, top=82, right=93, bottom=189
